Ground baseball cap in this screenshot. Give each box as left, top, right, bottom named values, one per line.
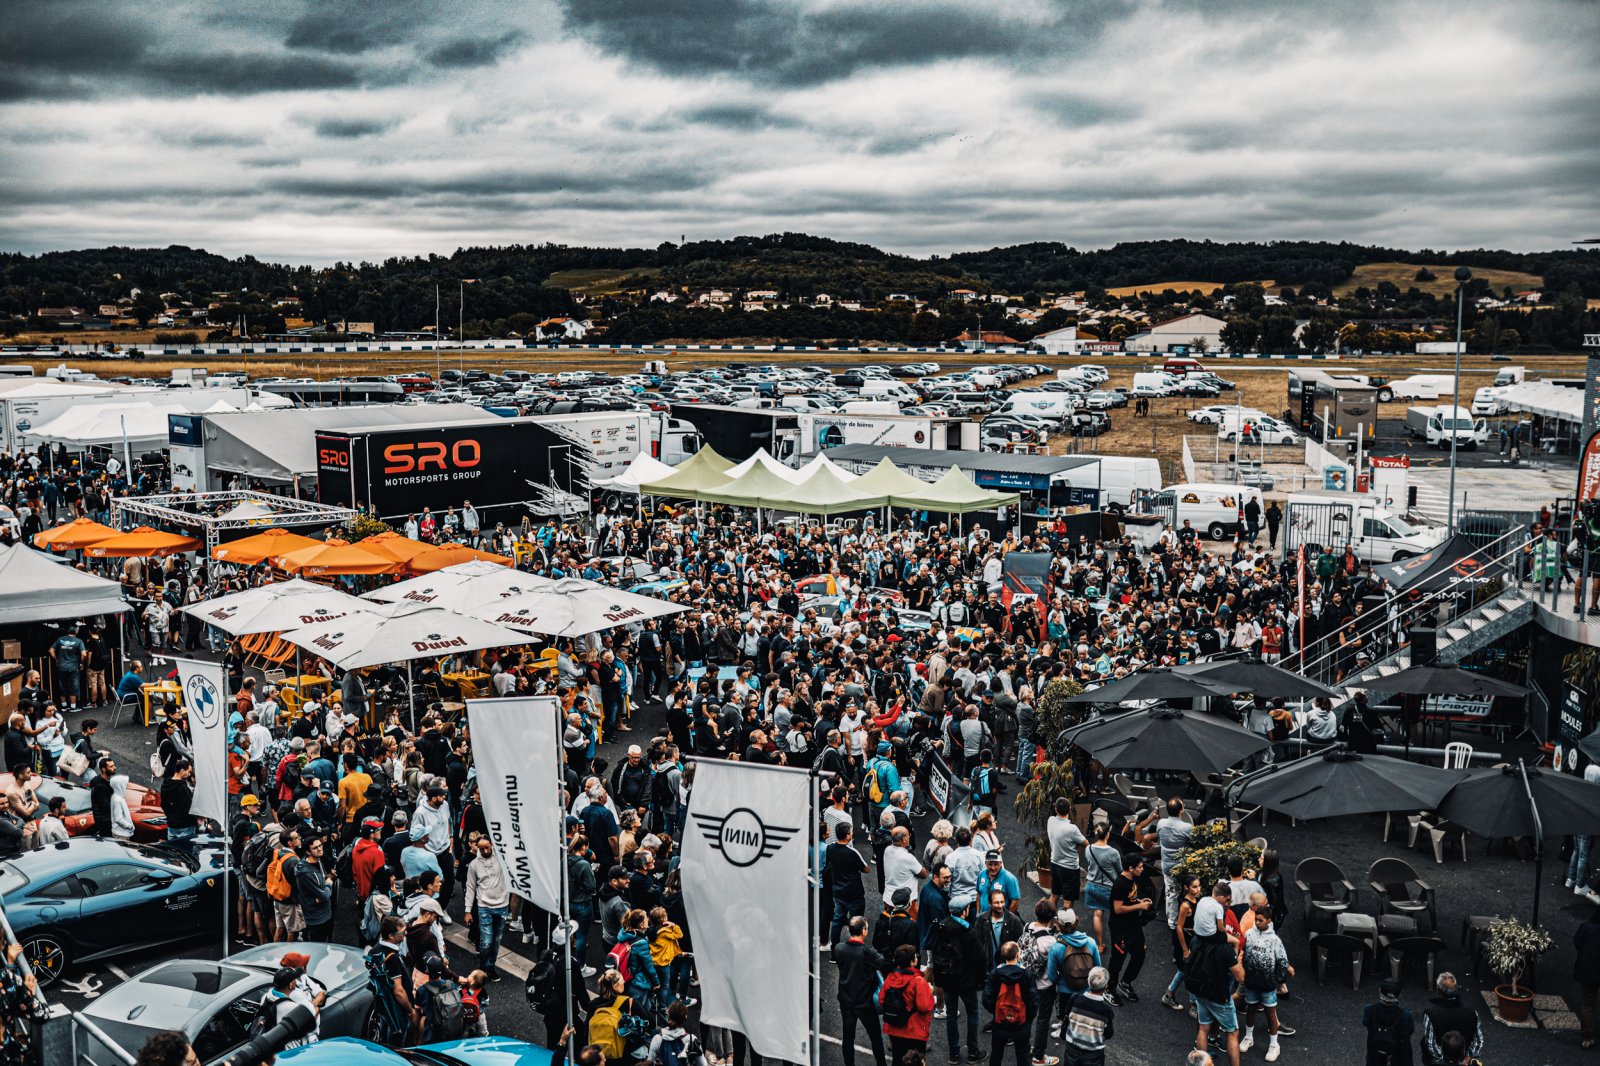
left=985, top=849, right=1002, bottom=863
left=361, top=817, right=383, bottom=831
left=1379, top=977, right=1401, bottom=1004
left=423, top=954, right=447, bottom=977
left=409, top=823, right=428, bottom=840
left=280, top=951, right=311, bottom=971
left=1058, top=908, right=1078, bottom=926
left=876, top=741, right=891, bottom=755
left=950, top=892, right=977, bottom=912
left=239, top=794, right=260, bottom=808
left=890, top=887, right=912, bottom=907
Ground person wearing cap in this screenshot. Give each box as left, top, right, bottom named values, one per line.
left=352, top=817, right=386, bottom=901
left=413, top=785, right=455, bottom=907
left=932, top=892, right=985, bottom=1064
left=866, top=740, right=901, bottom=820
left=873, top=887, right=920, bottom=958
left=1362, top=977, right=1416, bottom=1066
left=402, top=822, right=443, bottom=881
left=274, top=951, right=326, bottom=1046
left=978, top=850, right=1021, bottom=914
left=256, top=963, right=318, bottom=1051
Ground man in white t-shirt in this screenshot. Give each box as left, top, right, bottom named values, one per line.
left=881, top=826, right=926, bottom=902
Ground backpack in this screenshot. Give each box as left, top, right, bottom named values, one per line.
left=149, top=751, right=164, bottom=779
left=607, top=939, right=634, bottom=982
left=1367, top=1005, right=1403, bottom=1065
left=1018, top=929, right=1052, bottom=982
left=525, top=948, right=563, bottom=1010
left=247, top=993, right=294, bottom=1042
left=334, top=841, right=356, bottom=888
left=1059, top=942, right=1095, bottom=993
left=879, top=981, right=912, bottom=1027
left=971, top=767, right=994, bottom=805
left=993, top=976, right=1027, bottom=1026
left=243, top=833, right=276, bottom=880
left=460, top=987, right=482, bottom=1031
left=655, top=1032, right=704, bottom=1066
left=929, top=918, right=962, bottom=977
left=1183, top=941, right=1234, bottom=1003
left=422, top=979, right=466, bottom=1040
left=266, top=849, right=298, bottom=902
left=864, top=763, right=884, bottom=805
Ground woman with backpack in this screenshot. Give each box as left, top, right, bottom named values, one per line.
left=590, top=970, right=647, bottom=1063
left=879, top=943, right=936, bottom=1059
left=612, top=908, right=663, bottom=1018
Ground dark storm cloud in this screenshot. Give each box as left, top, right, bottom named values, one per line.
left=268, top=164, right=705, bottom=201
left=283, top=0, right=431, bottom=54
left=311, top=117, right=399, bottom=139
left=559, top=0, right=1132, bottom=86
left=426, top=32, right=526, bottom=68
left=681, top=104, right=803, bottom=131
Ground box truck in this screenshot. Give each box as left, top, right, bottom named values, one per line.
left=1282, top=491, right=1448, bottom=562
left=1405, top=405, right=1488, bottom=449
left=1493, top=365, right=1526, bottom=387
left=669, top=403, right=801, bottom=463
left=315, top=411, right=696, bottom=519
left=795, top=413, right=977, bottom=455
left=1048, top=456, right=1161, bottom=512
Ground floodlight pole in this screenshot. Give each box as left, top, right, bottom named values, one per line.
left=1447, top=267, right=1472, bottom=532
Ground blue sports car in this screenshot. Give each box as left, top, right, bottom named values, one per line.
left=279, top=1036, right=556, bottom=1066
left=0, top=838, right=228, bottom=987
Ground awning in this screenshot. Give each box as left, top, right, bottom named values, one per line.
left=764, top=463, right=885, bottom=516
left=725, top=448, right=803, bottom=484
left=639, top=445, right=736, bottom=502
left=0, top=544, right=130, bottom=624
left=595, top=453, right=677, bottom=493
left=1372, top=534, right=1499, bottom=594
left=890, top=465, right=1019, bottom=513
left=699, top=460, right=803, bottom=509
left=86, top=526, right=202, bottom=558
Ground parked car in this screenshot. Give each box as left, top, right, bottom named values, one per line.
left=0, top=772, right=166, bottom=842
left=278, top=1036, right=557, bottom=1066
left=80, top=943, right=376, bottom=1064
left=2, top=838, right=229, bottom=986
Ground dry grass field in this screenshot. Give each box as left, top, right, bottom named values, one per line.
left=1103, top=279, right=1274, bottom=297
left=1332, top=262, right=1543, bottom=299
left=542, top=266, right=661, bottom=295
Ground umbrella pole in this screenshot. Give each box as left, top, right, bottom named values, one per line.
left=1519, top=758, right=1545, bottom=925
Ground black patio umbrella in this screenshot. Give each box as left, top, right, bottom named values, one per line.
left=1580, top=728, right=1600, bottom=765
left=1179, top=657, right=1342, bottom=700
left=1358, top=664, right=1530, bottom=698
left=1064, top=668, right=1237, bottom=705
left=1435, top=761, right=1600, bottom=923
left=1226, top=747, right=1462, bottom=821
left=1059, top=705, right=1269, bottom=775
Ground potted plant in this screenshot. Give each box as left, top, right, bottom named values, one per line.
left=1485, top=915, right=1552, bottom=1023
left=1012, top=677, right=1085, bottom=889
left=1169, top=821, right=1263, bottom=889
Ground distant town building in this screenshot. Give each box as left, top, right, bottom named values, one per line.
left=1125, top=312, right=1226, bottom=352
left=1031, top=326, right=1080, bottom=355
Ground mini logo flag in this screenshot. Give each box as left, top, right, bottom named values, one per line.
left=680, top=760, right=812, bottom=1064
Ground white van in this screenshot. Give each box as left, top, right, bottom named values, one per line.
left=1283, top=492, right=1448, bottom=563
left=860, top=380, right=919, bottom=404
left=1150, top=481, right=1263, bottom=540
left=1217, top=411, right=1300, bottom=444
left=1051, top=456, right=1161, bottom=512
left=1132, top=371, right=1180, bottom=396
left=998, top=391, right=1079, bottom=420
left=838, top=400, right=901, bottom=415
left=781, top=394, right=840, bottom=413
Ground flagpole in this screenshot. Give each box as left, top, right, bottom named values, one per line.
left=810, top=767, right=825, bottom=1066
left=559, top=706, right=575, bottom=1063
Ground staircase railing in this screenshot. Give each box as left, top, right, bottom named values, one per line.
left=1294, top=527, right=1528, bottom=685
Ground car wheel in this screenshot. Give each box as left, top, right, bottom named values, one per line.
left=1208, top=522, right=1229, bottom=541
left=1391, top=551, right=1413, bottom=562
left=1224, top=432, right=1237, bottom=442
left=1377, top=388, right=1394, bottom=402
left=22, top=934, right=69, bottom=987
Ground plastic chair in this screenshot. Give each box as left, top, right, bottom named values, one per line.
left=111, top=691, right=140, bottom=729
left=1443, top=742, right=1474, bottom=770
left=1114, top=773, right=1156, bottom=807
left=1426, top=821, right=1469, bottom=865
left=1382, top=810, right=1431, bottom=847
left=1312, top=933, right=1372, bottom=989
left=1384, top=936, right=1444, bottom=988
left=1294, top=857, right=1357, bottom=930
left=1367, top=857, right=1436, bottom=934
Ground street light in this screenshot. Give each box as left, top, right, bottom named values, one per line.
left=1447, top=266, right=1472, bottom=531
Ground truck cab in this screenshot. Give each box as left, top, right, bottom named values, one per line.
left=1284, top=492, right=1447, bottom=562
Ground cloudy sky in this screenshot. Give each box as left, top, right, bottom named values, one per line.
left=2, top=0, right=1596, bottom=263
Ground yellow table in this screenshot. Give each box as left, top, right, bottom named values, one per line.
left=140, top=682, right=181, bottom=727
left=442, top=671, right=491, bottom=698
left=284, top=674, right=334, bottom=696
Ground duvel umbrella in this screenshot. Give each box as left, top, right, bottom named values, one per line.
left=1435, top=760, right=1600, bottom=922
left=1227, top=747, right=1461, bottom=821
left=1359, top=664, right=1529, bottom=698
left=1179, top=657, right=1341, bottom=701
left=1065, top=668, right=1237, bottom=705
left=1059, top=706, right=1269, bottom=775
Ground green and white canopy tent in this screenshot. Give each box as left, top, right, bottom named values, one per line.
left=637, top=445, right=735, bottom=502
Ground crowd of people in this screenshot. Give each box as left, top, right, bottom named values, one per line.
left=3, top=484, right=1591, bottom=1066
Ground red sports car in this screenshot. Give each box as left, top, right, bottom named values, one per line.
left=0, top=773, right=167, bottom=842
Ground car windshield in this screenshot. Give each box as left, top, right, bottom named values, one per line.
left=32, top=778, right=91, bottom=815
left=0, top=862, right=26, bottom=895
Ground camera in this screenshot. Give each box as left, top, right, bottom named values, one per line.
left=218, top=1003, right=314, bottom=1066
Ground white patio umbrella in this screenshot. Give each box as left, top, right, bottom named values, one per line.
left=280, top=600, right=531, bottom=671
left=364, top=559, right=557, bottom=611
left=178, top=578, right=376, bottom=636
left=468, top=577, right=688, bottom=637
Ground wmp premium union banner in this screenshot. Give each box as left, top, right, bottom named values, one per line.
left=467, top=696, right=562, bottom=915
left=170, top=657, right=228, bottom=823
left=681, top=760, right=811, bottom=1065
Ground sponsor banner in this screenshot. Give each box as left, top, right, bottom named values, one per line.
left=1579, top=430, right=1600, bottom=504
left=1558, top=683, right=1590, bottom=774
left=467, top=696, right=564, bottom=914
left=169, top=657, right=229, bottom=823
left=681, top=760, right=812, bottom=1065
left=1421, top=694, right=1494, bottom=720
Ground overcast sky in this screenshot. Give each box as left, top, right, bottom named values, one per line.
left=2, top=0, right=1596, bottom=264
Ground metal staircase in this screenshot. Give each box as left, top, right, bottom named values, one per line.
left=1339, top=588, right=1537, bottom=689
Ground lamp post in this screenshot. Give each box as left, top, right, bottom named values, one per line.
left=1447, top=266, right=1472, bottom=531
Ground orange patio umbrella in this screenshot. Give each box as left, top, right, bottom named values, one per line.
left=86, top=526, right=202, bottom=558
left=405, top=542, right=513, bottom=574
left=359, top=531, right=434, bottom=566
left=33, top=517, right=119, bottom=552
left=274, top=538, right=402, bottom=577
left=212, top=528, right=322, bottom=565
